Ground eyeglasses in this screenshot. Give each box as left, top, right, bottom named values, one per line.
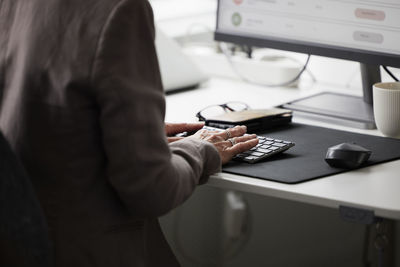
left=196, top=101, right=250, bottom=121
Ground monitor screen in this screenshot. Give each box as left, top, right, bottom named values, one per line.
left=215, top=0, right=400, bottom=68
left=215, top=0, right=400, bottom=129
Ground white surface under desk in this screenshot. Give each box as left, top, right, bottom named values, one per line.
left=165, top=77, right=400, bottom=220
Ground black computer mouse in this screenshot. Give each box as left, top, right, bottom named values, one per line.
left=325, top=143, right=372, bottom=169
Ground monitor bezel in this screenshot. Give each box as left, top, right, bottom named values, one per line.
left=215, top=2, right=400, bottom=68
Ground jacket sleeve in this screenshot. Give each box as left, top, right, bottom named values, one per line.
left=90, top=0, right=221, bottom=217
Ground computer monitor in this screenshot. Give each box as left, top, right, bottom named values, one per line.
left=214, top=0, right=400, bottom=129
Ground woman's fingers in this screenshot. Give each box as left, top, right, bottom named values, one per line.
left=214, top=125, right=247, bottom=140
left=228, top=136, right=259, bottom=155
left=189, top=125, right=259, bottom=164
left=216, top=134, right=259, bottom=164
left=165, top=122, right=205, bottom=136
left=167, top=137, right=184, bottom=143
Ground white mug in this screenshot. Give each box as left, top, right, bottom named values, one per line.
left=373, top=82, right=400, bottom=138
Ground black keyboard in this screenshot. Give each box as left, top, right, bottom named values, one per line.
left=203, top=126, right=295, bottom=164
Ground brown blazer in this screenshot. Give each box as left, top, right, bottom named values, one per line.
left=0, top=0, right=221, bottom=266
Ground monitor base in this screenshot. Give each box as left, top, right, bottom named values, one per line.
left=281, top=92, right=376, bottom=130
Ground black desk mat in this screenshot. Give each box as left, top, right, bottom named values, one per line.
left=222, top=123, right=400, bottom=184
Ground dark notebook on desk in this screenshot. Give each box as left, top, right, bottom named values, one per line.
left=222, top=123, right=400, bottom=184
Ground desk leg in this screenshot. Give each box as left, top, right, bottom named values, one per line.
left=339, top=206, right=395, bottom=267
left=364, top=219, right=395, bottom=267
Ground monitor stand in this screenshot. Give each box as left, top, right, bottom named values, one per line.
left=281, top=64, right=380, bottom=129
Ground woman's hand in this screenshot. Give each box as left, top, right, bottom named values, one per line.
left=190, top=125, right=258, bottom=164
left=165, top=122, right=205, bottom=143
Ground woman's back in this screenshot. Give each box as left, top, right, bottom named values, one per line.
left=0, top=0, right=221, bottom=266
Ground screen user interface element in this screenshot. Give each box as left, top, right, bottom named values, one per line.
left=217, top=0, right=400, bottom=58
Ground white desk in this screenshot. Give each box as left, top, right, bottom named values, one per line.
left=165, top=76, right=400, bottom=221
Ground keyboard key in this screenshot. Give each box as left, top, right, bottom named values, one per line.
left=272, top=143, right=287, bottom=147
left=249, top=151, right=264, bottom=157
left=258, top=148, right=272, bottom=154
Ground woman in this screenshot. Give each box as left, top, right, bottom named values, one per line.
left=0, top=0, right=258, bottom=266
